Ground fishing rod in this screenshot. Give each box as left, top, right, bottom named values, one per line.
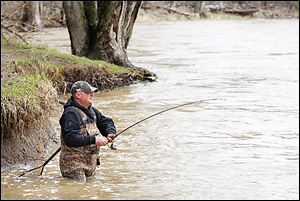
left=18, top=147, right=61, bottom=177
left=18, top=98, right=219, bottom=177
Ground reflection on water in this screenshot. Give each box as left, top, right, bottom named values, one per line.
left=2, top=19, right=299, bottom=199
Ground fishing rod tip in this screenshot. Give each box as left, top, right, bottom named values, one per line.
left=16, top=174, right=24, bottom=179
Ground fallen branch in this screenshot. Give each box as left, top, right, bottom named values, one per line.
left=1, top=24, right=28, bottom=44
left=143, top=5, right=191, bottom=17
left=223, top=9, right=259, bottom=16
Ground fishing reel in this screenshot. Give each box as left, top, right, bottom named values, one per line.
left=108, top=141, right=118, bottom=150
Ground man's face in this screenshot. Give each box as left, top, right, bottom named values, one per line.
left=75, top=91, right=94, bottom=108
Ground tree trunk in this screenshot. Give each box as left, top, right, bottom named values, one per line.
left=33, top=1, right=41, bottom=28
left=63, top=1, right=142, bottom=68
left=63, top=1, right=90, bottom=56
left=21, top=1, right=42, bottom=30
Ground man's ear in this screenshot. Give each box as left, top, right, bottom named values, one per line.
left=74, top=92, right=81, bottom=99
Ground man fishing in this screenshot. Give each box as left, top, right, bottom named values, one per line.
left=59, top=81, right=116, bottom=182
left=18, top=90, right=218, bottom=178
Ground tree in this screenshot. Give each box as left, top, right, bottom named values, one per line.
left=21, top=1, right=42, bottom=30
left=63, top=1, right=142, bottom=68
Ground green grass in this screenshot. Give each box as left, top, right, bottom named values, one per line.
left=2, top=38, right=134, bottom=74
left=1, top=74, right=53, bottom=104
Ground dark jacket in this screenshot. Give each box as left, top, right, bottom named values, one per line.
left=59, top=97, right=116, bottom=147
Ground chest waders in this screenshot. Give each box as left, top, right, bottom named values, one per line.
left=59, top=106, right=101, bottom=179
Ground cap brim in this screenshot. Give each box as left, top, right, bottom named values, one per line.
left=91, top=86, right=99, bottom=93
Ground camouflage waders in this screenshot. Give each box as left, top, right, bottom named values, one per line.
left=59, top=106, right=100, bottom=181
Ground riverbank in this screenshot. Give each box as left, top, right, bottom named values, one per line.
left=0, top=38, right=155, bottom=167
left=135, top=2, right=298, bottom=23
left=136, top=8, right=298, bottom=23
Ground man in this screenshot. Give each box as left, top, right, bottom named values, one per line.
left=59, top=80, right=116, bottom=182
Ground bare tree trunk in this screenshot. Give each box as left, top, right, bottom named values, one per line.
left=21, top=1, right=32, bottom=27
left=33, top=1, right=41, bottom=28
left=190, top=1, right=203, bottom=13
left=63, top=1, right=90, bottom=56
left=21, top=1, right=42, bottom=30
left=63, top=1, right=142, bottom=68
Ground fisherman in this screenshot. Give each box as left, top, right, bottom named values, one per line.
left=59, top=81, right=116, bottom=182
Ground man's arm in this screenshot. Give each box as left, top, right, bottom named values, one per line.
left=93, top=107, right=116, bottom=137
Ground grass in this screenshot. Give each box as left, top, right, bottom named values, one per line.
left=1, top=73, right=55, bottom=104
left=1, top=73, right=57, bottom=138
left=1, top=38, right=134, bottom=74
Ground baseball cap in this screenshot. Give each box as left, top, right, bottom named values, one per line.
left=71, top=81, right=99, bottom=94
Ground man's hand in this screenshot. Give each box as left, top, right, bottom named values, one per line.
left=95, top=136, right=108, bottom=146
left=107, top=134, right=116, bottom=142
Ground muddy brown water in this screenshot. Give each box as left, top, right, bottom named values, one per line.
left=1, top=19, right=299, bottom=199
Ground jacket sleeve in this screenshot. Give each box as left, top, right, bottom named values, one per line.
left=60, top=109, right=96, bottom=147
left=93, top=108, right=116, bottom=137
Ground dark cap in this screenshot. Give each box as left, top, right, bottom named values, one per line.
left=71, top=81, right=99, bottom=94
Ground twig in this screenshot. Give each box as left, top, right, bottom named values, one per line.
left=143, top=5, right=191, bottom=16
left=1, top=24, right=28, bottom=44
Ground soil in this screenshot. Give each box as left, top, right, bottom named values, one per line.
left=1, top=121, right=57, bottom=167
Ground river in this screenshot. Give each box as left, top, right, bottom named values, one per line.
left=1, top=19, right=299, bottom=200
